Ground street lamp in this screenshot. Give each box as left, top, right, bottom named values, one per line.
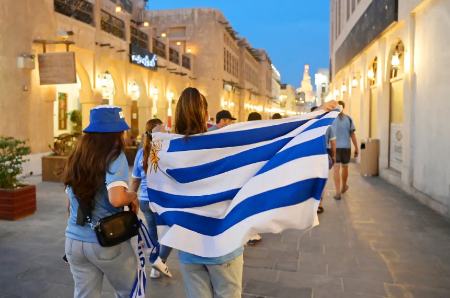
left=391, top=53, right=400, bottom=69
left=367, top=68, right=375, bottom=81
left=352, top=77, right=358, bottom=88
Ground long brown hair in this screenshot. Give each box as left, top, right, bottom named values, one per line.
left=174, top=87, right=208, bottom=136
left=63, top=132, right=125, bottom=209
left=143, top=118, right=163, bottom=173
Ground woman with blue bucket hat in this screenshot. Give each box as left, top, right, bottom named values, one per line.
left=63, top=105, right=139, bottom=297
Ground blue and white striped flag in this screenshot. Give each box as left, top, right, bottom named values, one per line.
left=146, top=109, right=339, bottom=258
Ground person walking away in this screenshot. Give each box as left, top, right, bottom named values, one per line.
left=158, top=88, right=337, bottom=298
left=311, top=106, right=336, bottom=213
left=63, top=106, right=139, bottom=298
left=246, top=112, right=264, bottom=244
left=272, top=113, right=282, bottom=119
left=173, top=88, right=244, bottom=298
left=208, top=110, right=236, bottom=131
left=247, top=112, right=262, bottom=121
left=130, top=118, right=173, bottom=279
left=332, top=101, right=358, bottom=200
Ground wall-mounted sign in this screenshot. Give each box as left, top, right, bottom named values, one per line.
left=130, top=43, right=157, bottom=70
left=38, top=52, right=77, bottom=85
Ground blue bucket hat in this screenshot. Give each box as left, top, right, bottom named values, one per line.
left=83, top=105, right=130, bottom=133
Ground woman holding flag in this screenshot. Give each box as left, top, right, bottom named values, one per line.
left=156, top=87, right=338, bottom=298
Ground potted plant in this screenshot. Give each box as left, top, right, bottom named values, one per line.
left=69, top=109, right=82, bottom=133
left=42, top=133, right=79, bottom=182
left=0, top=136, right=35, bottom=220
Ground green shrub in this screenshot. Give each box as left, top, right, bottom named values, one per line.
left=0, top=137, right=31, bottom=189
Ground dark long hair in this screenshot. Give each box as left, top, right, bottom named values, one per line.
left=63, top=132, right=125, bottom=209
left=143, top=118, right=163, bottom=173
left=174, top=87, right=208, bottom=136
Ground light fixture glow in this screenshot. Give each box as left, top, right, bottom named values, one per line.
left=143, top=21, right=149, bottom=27
left=341, top=84, right=347, bottom=93
left=367, top=68, right=375, bottom=80
left=115, top=5, right=122, bottom=13
left=186, top=48, right=192, bottom=53
left=391, top=53, right=400, bottom=68
left=161, top=32, right=167, bottom=38
left=352, top=77, right=358, bottom=88
left=176, top=41, right=182, bottom=46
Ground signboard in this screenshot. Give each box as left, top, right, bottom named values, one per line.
left=38, top=52, right=77, bottom=85
left=389, top=123, right=403, bottom=172
left=130, top=43, right=157, bottom=71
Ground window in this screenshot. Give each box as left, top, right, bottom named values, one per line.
left=223, top=48, right=239, bottom=78
left=153, top=38, right=166, bottom=58
left=182, top=55, right=191, bottom=70
left=101, top=10, right=126, bottom=40
left=54, top=0, right=94, bottom=26
left=130, top=25, right=149, bottom=49
left=169, top=47, right=179, bottom=64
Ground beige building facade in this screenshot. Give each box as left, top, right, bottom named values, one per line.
left=0, top=1, right=284, bottom=176
left=330, top=0, right=450, bottom=217
left=146, top=8, right=297, bottom=121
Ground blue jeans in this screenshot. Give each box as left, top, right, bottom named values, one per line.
left=65, top=238, right=136, bottom=298
left=179, top=254, right=243, bottom=298
left=139, top=200, right=172, bottom=261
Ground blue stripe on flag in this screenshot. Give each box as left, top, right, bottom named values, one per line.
left=167, top=119, right=312, bottom=152
left=148, top=188, right=240, bottom=208
left=166, top=138, right=292, bottom=183
left=257, top=136, right=327, bottom=175
left=153, top=177, right=326, bottom=236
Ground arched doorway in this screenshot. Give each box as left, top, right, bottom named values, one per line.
left=368, top=57, right=378, bottom=138
left=388, top=41, right=405, bottom=172
left=53, top=76, right=82, bottom=136
left=98, top=71, right=115, bottom=105
left=128, top=81, right=141, bottom=139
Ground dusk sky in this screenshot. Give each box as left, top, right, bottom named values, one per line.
left=146, top=0, right=330, bottom=88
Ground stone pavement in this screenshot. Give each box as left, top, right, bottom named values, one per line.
left=1, top=164, right=450, bottom=298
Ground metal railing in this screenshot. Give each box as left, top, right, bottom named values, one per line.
left=130, top=26, right=149, bottom=49
left=182, top=55, right=191, bottom=70
left=169, top=48, right=180, bottom=64
left=54, top=0, right=94, bottom=26
left=100, top=10, right=126, bottom=40
left=152, top=38, right=166, bottom=59
left=110, top=0, right=133, bottom=14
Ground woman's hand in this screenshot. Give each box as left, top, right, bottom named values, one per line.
left=129, top=194, right=139, bottom=214
left=319, top=100, right=338, bottom=112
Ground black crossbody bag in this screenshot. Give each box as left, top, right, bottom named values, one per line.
left=94, top=210, right=139, bottom=247
left=76, top=197, right=139, bottom=247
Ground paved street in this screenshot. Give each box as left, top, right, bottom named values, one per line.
left=1, top=164, right=450, bottom=298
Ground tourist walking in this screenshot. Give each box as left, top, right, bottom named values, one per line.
left=247, top=111, right=264, bottom=245
left=173, top=88, right=244, bottom=298
left=152, top=88, right=337, bottom=298
left=208, top=110, right=236, bottom=131
left=332, top=101, right=358, bottom=200
left=247, top=112, right=262, bottom=121
left=130, top=118, right=173, bottom=279
left=311, top=106, right=336, bottom=213
left=63, top=106, right=138, bottom=298
left=272, top=113, right=282, bottom=119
